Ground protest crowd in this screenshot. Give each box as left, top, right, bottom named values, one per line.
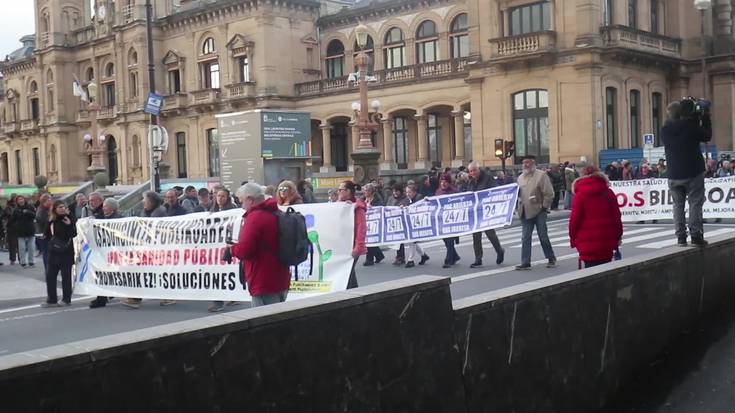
left=0, top=98, right=713, bottom=311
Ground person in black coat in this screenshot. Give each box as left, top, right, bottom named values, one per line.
left=11, top=195, right=37, bottom=267
left=662, top=99, right=712, bottom=247
left=164, top=190, right=188, bottom=217
left=41, top=201, right=77, bottom=307
left=362, top=183, right=385, bottom=266
left=467, top=162, right=505, bottom=268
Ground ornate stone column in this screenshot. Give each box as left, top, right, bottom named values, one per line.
left=320, top=123, right=334, bottom=173
left=380, top=116, right=395, bottom=170
left=414, top=113, right=428, bottom=170
left=451, top=110, right=465, bottom=167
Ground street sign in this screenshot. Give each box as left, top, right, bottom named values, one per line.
left=144, top=92, right=164, bottom=116
left=643, top=133, right=655, bottom=147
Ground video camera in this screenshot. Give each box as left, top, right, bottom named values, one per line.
left=680, top=96, right=711, bottom=122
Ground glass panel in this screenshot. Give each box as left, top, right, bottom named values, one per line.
left=526, top=90, right=537, bottom=109
left=526, top=118, right=539, bottom=157
left=210, top=63, right=220, bottom=89
left=630, top=90, right=640, bottom=147
left=514, top=119, right=526, bottom=156
left=511, top=9, right=521, bottom=36
left=207, top=129, right=220, bottom=177
left=464, top=116, right=472, bottom=161
left=521, top=7, right=531, bottom=34
left=538, top=90, right=548, bottom=108
left=539, top=117, right=549, bottom=162
left=514, top=93, right=525, bottom=110
left=532, top=4, right=542, bottom=32
left=459, top=35, right=469, bottom=57
left=427, top=41, right=437, bottom=62
left=177, top=132, right=187, bottom=178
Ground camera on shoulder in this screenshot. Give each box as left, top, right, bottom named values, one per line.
left=680, top=96, right=711, bottom=122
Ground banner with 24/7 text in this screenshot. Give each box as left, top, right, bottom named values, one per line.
left=73, top=203, right=355, bottom=302
left=610, top=176, right=735, bottom=221
left=366, top=184, right=519, bottom=246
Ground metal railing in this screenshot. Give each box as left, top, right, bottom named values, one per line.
left=59, top=181, right=95, bottom=205
left=118, top=180, right=151, bottom=217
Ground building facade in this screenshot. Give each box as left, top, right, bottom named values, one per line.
left=0, top=0, right=734, bottom=186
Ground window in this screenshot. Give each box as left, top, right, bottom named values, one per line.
left=206, top=128, right=220, bottom=177
left=450, top=14, right=470, bottom=58
left=86, top=67, right=94, bottom=82
left=331, top=122, right=348, bottom=172
left=49, top=144, right=57, bottom=173
left=47, top=89, right=54, bottom=112
left=353, top=36, right=374, bottom=73
left=104, top=83, right=116, bottom=107
left=416, top=21, right=438, bottom=63
left=603, top=0, right=613, bottom=25
left=201, top=61, right=220, bottom=89
left=176, top=132, right=187, bottom=178
left=15, top=150, right=22, bottom=184
left=30, top=98, right=39, bottom=121
left=630, top=90, right=640, bottom=147
left=325, top=40, right=345, bottom=79
left=0, top=153, right=8, bottom=182
left=129, top=72, right=138, bottom=98
left=132, top=135, right=141, bottom=167
left=463, top=112, right=472, bottom=161
left=32, top=148, right=40, bottom=177
left=606, top=87, right=618, bottom=149
left=650, top=0, right=659, bottom=33
left=47, top=69, right=54, bottom=83
left=105, top=63, right=114, bottom=77
left=427, top=113, right=442, bottom=167
left=652, top=92, right=662, bottom=146
left=30, top=81, right=38, bottom=94
left=202, top=37, right=216, bottom=55
left=129, top=49, right=138, bottom=65
left=628, top=0, right=637, bottom=28
left=169, top=69, right=181, bottom=93
left=393, top=117, right=408, bottom=169
left=509, top=1, right=551, bottom=36
left=383, top=28, right=405, bottom=69
left=239, top=56, right=250, bottom=82
left=512, top=89, right=550, bottom=164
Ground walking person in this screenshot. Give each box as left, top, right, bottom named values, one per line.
left=362, top=183, right=385, bottom=266
left=515, top=156, right=557, bottom=270
left=564, top=163, right=577, bottom=210
left=435, top=173, right=461, bottom=268
left=89, top=198, right=123, bottom=309
left=35, top=194, right=53, bottom=272
left=467, top=162, right=505, bottom=268
left=337, top=180, right=367, bottom=289
left=386, top=183, right=410, bottom=266
left=547, top=164, right=564, bottom=210
left=41, top=201, right=76, bottom=308
left=12, top=195, right=37, bottom=268
left=3, top=195, right=19, bottom=265
left=227, top=183, right=292, bottom=306
left=568, top=166, right=623, bottom=268
left=403, top=184, right=429, bottom=268
left=662, top=99, right=712, bottom=247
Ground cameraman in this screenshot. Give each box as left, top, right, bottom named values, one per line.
left=661, top=99, right=712, bottom=247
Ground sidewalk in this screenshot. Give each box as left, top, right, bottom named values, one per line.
left=0, top=258, right=47, bottom=302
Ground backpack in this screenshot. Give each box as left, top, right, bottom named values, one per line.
left=274, top=207, right=310, bottom=266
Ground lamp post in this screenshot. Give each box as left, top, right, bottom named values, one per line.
left=694, top=0, right=712, bottom=100
left=349, top=23, right=381, bottom=184
left=145, top=0, right=163, bottom=192
left=83, top=80, right=106, bottom=177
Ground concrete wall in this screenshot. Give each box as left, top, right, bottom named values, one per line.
left=2, top=235, right=735, bottom=412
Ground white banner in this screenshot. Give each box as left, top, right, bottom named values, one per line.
left=610, top=176, right=735, bottom=221
left=74, top=203, right=355, bottom=301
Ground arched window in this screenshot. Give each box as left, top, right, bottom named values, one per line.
left=47, top=89, right=55, bottom=112
left=129, top=49, right=138, bottom=65
left=105, top=63, right=115, bottom=77
left=450, top=14, right=469, bottom=59
left=129, top=72, right=138, bottom=98
left=353, top=36, right=374, bottom=73
left=416, top=21, right=438, bottom=63
left=606, top=87, right=617, bottom=149
left=325, top=40, right=345, bottom=79
left=86, top=67, right=94, bottom=81
left=383, top=27, right=405, bottom=69
left=512, top=89, right=549, bottom=164
left=202, top=37, right=216, bottom=55
left=29, top=81, right=38, bottom=94
left=47, top=69, right=54, bottom=83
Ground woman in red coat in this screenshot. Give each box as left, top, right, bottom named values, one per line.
left=569, top=166, right=623, bottom=268
left=338, top=180, right=367, bottom=289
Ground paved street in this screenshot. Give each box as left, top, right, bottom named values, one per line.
left=1, top=215, right=734, bottom=358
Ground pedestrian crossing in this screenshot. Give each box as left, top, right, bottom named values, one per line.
left=407, top=219, right=735, bottom=252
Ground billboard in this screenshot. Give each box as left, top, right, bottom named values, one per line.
left=260, top=111, right=312, bottom=159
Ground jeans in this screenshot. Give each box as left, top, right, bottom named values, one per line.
left=564, top=191, right=574, bottom=210
left=669, top=173, right=705, bottom=239
left=520, top=211, right=555, bottom=266
left=7, top=234, right=18, bottom=263
left=36, top=237, right=49, bottom=271
left=251, top=290, right=288, bottom=307
left=46, top=254, right=73, bottom=304
left=443, top=238, right=460, bottom=264
left=472, top=229, right=502, bottom=261
left=18, top=236, right=36, bottom=265
left=551, top=191, right=561, bottom=209
left=365, top=247, right=384, bottom=263
left=405, top=242, right=424, bottom=263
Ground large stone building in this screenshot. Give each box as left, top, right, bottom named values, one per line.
left=0, top=0, right=734, bottom=186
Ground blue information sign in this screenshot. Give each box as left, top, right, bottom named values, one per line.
left=144, top=92, right=164, bottom=116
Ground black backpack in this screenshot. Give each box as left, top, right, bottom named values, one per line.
left=274, top=207, right=310, bottom=266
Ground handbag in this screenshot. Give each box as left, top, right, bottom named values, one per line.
left=49, top=222, right=71, bottom=253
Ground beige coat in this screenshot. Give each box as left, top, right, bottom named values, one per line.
left=516, top=169, right=554, bottom=219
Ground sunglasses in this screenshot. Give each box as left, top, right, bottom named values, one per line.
left=277, top=187, right=289, bottom=192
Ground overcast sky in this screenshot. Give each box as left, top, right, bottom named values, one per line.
left=0, top=3, right=35, bottom=59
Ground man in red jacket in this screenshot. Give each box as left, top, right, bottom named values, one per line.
left=569, top=166, right=623, bottom=268
left=228, top=183, right=291, bottom=307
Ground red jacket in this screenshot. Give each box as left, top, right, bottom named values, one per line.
left=231, top=198, right=291, bottom=296
left=351, top=198, right=367, bottom=258
left=569, top=173, right=623, bottom=262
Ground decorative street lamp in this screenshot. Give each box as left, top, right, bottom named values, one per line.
left=694, top=0, right=712, bottom=99
left=83, top=80, right=107, bottom=176
left=349, top=23, right=382, bottom=184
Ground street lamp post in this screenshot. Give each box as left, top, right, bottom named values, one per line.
left=146, top=0, right=162, bottom=192
left=83, top=80, right=106, bottom=177
left=349, top=23, right=382, bottom=184
left=694, top=0, right=712, bottom=100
